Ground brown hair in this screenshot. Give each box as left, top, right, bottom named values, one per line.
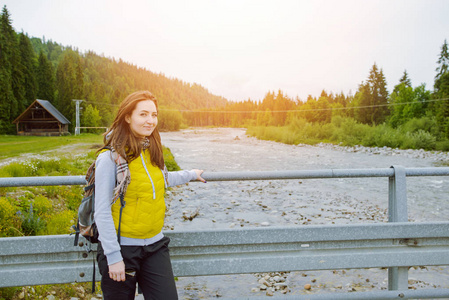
left=103, top=90, right=164, bottom=169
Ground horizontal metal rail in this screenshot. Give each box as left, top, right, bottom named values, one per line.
left=1, top=223, right=449, bottom=299
left=169, top=222, right=449, bottom=276
left=229, top=289, right=449, bottom=300
left=1, top=223, right=449, bottom=282
left=1, top=166, right=449, bottom=299
left=1, top=167, right=449, bottom=187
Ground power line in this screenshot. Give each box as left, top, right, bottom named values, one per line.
left=81, top=97, right=449, bottom=114
left=174, top=97, right=449, bottom=113
left=83, top=100, right=120, bottom=107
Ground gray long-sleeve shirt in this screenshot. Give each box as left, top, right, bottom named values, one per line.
left=94, top=150, right=198, bottom=265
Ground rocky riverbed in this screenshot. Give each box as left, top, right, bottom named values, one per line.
left=157, top=127, right=449, bottom=299
left=316, top=142, right=449, bottom=163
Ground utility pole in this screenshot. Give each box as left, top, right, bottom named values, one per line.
left=72, top=99, right=83, bottom=135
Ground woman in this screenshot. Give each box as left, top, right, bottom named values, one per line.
left=94, top=90, right=205, bottom=299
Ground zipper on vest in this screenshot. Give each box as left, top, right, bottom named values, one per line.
left=140, top=153, right=156, bottom=199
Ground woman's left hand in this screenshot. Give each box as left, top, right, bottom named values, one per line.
left=192, top=169, right=206, bottom=183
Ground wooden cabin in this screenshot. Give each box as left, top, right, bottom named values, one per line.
left=12, top=99, right=71, bottom=136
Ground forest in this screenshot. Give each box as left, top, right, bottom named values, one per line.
left=0, top=6, right=227, bottom=134
left=1, top=5, right=449, bottom=150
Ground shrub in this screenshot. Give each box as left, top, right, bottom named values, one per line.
left=400, top=117, right=439, bottom=136
left=414, top=130, right=437, bottom=150
left=43, top=186, right=63, bottom=199
left=19, top=203, right=46, bottom=236
left=436, top=140, right=449, bottom=152
left=17, top=191, right=35, bottom=211
left=297, top=123, right=314, bottom=140
left=0, top=197, right=21, bottom=237
left=57, top=186, right=83, bottom=211
left=402, top=130, right=437, bottom=150
left=0, top=287, right=21, bottom=300
left=0, top=159, right=63, bottom=177
left=159, top=108, right=183, bottom=131
left=288, top=117, right=308, bottom=132
left=331, top=115, right=344, bottom=128
left=46, top=210, right=76, bottom=235
left=334, top=118, right=371, bottom=146
left=0, top=162, right=31, bottom=177
left=315, top=123, right=335, bottom=140
left=281, top=129, right=299, bottom=145
left=33, top=195, right=53, bottom=216
left=370, top=125, right=402, bottom=149
left=163, top=147, right=181, bottom=171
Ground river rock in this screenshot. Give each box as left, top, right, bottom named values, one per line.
left=258, top=278, right=271, bottom=287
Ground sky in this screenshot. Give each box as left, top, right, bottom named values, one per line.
left=3, top=0, right=449, bottom=102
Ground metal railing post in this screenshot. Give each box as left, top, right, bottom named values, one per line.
left=388, top=165, right=409, bottom=291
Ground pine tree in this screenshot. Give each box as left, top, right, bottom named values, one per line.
left=435, top=39, right=449, bottom=82
left=19, top=32, right=37, bottom=107
left=399, top=70, right=412, bottom=87
left=392, top=70, right=412, bottom=95
left=36, top=50, right=55, bottom=101
left=0, top=6, right=19, bottom=133
left=3, top=8, right=26, bottom=116
left=55, top=49, right=84, bottom=127
left=432, top=40, right=449, bottom=138
left=354, top=63, right=389, bottom=125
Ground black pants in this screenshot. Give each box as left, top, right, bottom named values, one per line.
left=97, top=237, right=178, bottom=300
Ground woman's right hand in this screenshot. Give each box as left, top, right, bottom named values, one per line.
left=192, top=169, right=207, bottom=183
left=108, top=260, right=126, bottom=281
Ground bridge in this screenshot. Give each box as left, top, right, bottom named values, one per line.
left=1, top=166, right=449, bottom=299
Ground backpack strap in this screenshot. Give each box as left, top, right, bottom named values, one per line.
left=72, top=223, right=80, bottom=246
left=92, top=253, right=96, bottom=293
left=117, top=193, right=126, bottom=244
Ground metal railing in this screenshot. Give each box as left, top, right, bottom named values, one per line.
left=1, top=166, right=449, bottom=300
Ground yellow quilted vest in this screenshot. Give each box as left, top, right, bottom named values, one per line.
left=111, top=150, right=166, bottom=239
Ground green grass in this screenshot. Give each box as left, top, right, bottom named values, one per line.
left=0, top=134, right=104, bottom=160
left=247, top=116, right=449, bottom=152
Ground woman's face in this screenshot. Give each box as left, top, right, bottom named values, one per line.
left=125, top=100, right=158, bottom=138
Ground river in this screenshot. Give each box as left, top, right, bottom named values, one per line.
left=158, top=127, right=449, bottom=299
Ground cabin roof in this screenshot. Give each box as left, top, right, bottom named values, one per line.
left=13, top=99, right=71, bottom=124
